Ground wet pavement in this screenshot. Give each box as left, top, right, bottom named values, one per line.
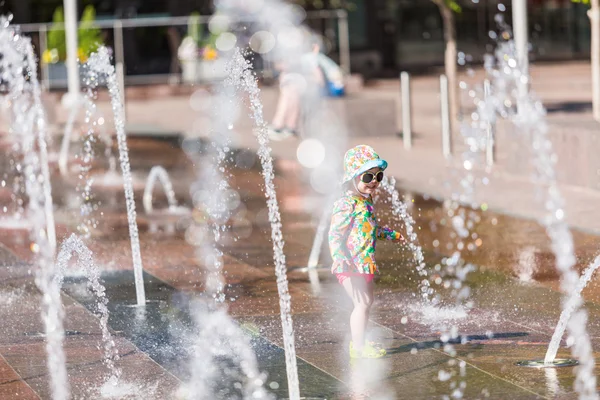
left=1, top=132, right=600, bottom=399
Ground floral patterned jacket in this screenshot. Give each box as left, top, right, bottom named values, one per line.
left=328, top=192, right=402, bottom=274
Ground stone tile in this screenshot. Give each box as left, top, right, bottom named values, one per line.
left=3, top=335, right=179, bottom=399
left=385, top=359, right=548, bottom=400
left=4, top=111, right=600, bottom=400
left=0, top=381, right=39, bottom=399
left=453, top=344, right=586, bottom=399
left=0, top=355, right=38, bottom=399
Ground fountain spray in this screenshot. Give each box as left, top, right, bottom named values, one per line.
left=143, top=166, right=179, bottom=214
left=86, top=47, right=146, bottom=306
left=0, top=19, right=68, bottom=399
left=178, top=50, right=272, bottom=399
left=486, top=20, right=596, bottom=399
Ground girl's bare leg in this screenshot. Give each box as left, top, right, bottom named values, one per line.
left=364, top=279, right=374, bottom=338
left=342, top=276, right=374, bottom=352
left=283, top=86, right=301, bottom=131
left=271, top=84, right=291, bottom=129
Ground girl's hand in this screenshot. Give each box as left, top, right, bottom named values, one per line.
left=394, top=232, right=405, bottom=242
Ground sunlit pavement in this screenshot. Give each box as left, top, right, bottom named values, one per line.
left=1, top=132, right=600, bottom=399
left=32, top=60, right=600, bottom=235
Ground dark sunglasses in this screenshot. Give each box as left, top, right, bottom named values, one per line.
left=360, top=171, right=384, bottom=184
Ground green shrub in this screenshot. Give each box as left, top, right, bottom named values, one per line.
left=43, top=5, right=103, bottom=63
left=78, top=5, right=103, bottom=61
left=46, top=6, right=66, bottom=62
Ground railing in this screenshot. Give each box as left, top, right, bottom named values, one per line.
left=16, top=10, right=350, bottom=91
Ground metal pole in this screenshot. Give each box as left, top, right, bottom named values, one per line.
left=113, top=20, right=127, bottom=123
left=440, top=74, right=451, bottom=158
left=484, top=79, right=495, bottom=166
left=512, top=0, right=529, bottom=99
left=401, top=71, right=412, bottom=150
left=307, top=202, right=332, bottom=269
left=337, top=10, right=351, bottom=74
left=39, top=25, right=49, bottom=91
left=63, top=0, right=80, bottom=103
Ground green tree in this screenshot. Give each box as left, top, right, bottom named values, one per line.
left=78, top=5, right=103, bottom=60
left=591, top=0, right=600, bottom=121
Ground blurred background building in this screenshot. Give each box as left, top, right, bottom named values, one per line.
left=0, top=0, right=592, bottom=81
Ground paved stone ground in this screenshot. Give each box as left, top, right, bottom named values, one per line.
left=1, top=132, right=600, bottom=398
left=1, top=61, right=600, bottom=399
left=31, top=60, right=600, bottom=234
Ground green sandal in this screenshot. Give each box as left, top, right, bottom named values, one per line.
left=367, top=340, right=384, bottom=350
left=349, top=341, right=387, bottom=359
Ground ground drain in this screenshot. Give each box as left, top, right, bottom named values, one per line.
left=515, top=359, right=579, bottom=368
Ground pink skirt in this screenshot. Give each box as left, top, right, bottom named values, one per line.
left=335, top=272, right=375, bottom=285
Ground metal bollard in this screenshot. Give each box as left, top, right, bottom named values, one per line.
left=400, top=71, right=412, bottom=150
left=39, top=26, right=49, bottom=90
left=484, top=79, right=495, bottom=166
left=337, top=10, right=351, bottom=75
left=114, top=20, right=127, bottom=123
left=440, top=74, right=452, bottom=158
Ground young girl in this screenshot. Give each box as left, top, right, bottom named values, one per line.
left=329, top=145, right=404, bottom=359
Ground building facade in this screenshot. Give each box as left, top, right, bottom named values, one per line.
left=1, top=0, right=594, bottom=78
left=349, top=0, right=591, bottom=76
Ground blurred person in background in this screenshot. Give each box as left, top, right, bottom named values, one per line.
left=268, top=39, right=326, bottom=140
